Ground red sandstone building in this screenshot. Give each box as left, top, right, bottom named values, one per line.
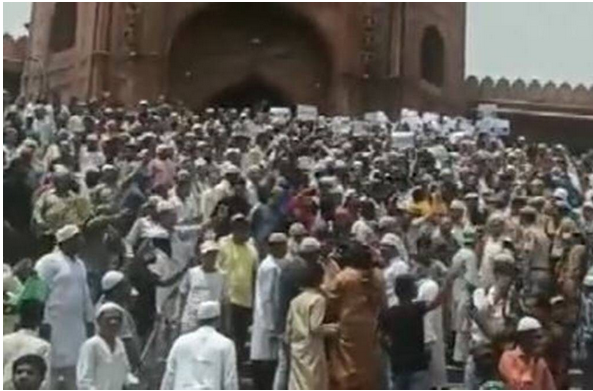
left=22, top=2, right=466, bottom=115
left=14, top=3, right=593, bottom=148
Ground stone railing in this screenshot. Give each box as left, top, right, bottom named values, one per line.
left=465, top=75, right=593, bottom=108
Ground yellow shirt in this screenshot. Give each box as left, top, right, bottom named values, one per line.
left=218, top=235, right=258, bottom=308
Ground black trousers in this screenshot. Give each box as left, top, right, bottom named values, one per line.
left=252, top=360, right=278, bottom=390
left=230, top=304, right=252, bottom=365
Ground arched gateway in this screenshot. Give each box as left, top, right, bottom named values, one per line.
left=167, top=3, right=332, bottom=110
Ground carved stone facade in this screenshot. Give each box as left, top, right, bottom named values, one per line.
left=22, top=2, right=466, bottom=115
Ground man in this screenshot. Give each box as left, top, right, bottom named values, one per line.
left=274, top=237, right=322, bottom=390
left=519, top=206, right=551, bottom=295
left=480, top=213, right=507, bottom=288
left=217, top=213, right=258, bottom=366
left=251, top=233, right=288, bottom=390
left=498, top=316, right=556, bottom=390
left=451, top=229, right=480, bottom=363
left=577, top=269, right=593, bottom=389
left=35, top=224, right=94, bottom=389
left=11, top=354, right=47, bottom=390
left=381, top=270, right=460, bottom=390
left=77, top=303, right=132, bottom=390
left=161, top=301, right=238, bottom=390
left=178, top=240, right=225, bottom=334
left=97, top=271, right=141, bottom=371
left=3, top=300, right=50, bottom=390
left=380, top=233, right=409, bottom=306
left=465, top=253, right=518, bottom=389
left=148, top=144, right=176, bottom=191
left=32, top=167, right=92, bottom=253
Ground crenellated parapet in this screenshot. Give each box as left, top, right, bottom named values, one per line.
left=3, top=33, right=28, bottom=62
left=465, top=75, right=593, bottom=108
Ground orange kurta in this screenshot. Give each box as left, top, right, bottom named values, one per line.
left=326, top=267, right=384, bottom=390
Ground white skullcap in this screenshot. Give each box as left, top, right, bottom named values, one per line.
left=268, top=233, right=288, bottom=244
left=156, top=144, right=168, bottom=153
left=299, top=237, right=321, bottom=253
left=197, top=300, right=221, bottom=320
left=378, top=216, right=397, bottom=230
left=55, top=224, right=80, bottom=243
left=554, top=188, right=568, bottom=201
left=101, top=270, right=125, bottom=292
left=517, top=316, right=542, bottom=332
left=584, top=268, right=593, bottom=287
left=95, top=301, right=125, bottom=319
left=223, top=163, right=241, bottom=176
left=450, top=200, right=465, bottom=210
left=157, top=200, right=176, bottom=213
left=200, top=240, right=219, bottom=255
left=583, top=202, right=593, bottom=211
left=380, top=233, right=400, bottom=248
left=101, top=164, right=117, bottom=172
left=550, top=295, right=566, bottom=306
left=195, top=157, right=207, bottom=167
left=289, top=223, right=307, bottom=236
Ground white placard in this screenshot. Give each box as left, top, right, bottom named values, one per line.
left=391, top=131, right=415, bottom=149
left=296, top=104, right=318, bottom=122
left=364, top=111, right=389, bottom=124
left=477, top=104, right=498, bottom=119
left=269, top=107, right=291, bottom=125
left=352, top=120, right=368, bottom=136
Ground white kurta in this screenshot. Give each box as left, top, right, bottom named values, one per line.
left=179, top=267, right=225, bottom=333
left=35, top=250, right=94, bottom=368
left=161, top=325, right=238, bottom=390
left=250, top=255, right=282, bottom=361
left=76, top=335, right=130, bottom=390
left=383, top=257, right=410, bottom=307
left=418, top=278, right=447, bottom=389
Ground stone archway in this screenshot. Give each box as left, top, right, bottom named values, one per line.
left=167, top=3, right=332, bottom=110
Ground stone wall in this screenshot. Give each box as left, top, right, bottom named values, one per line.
left=465, top=76, right=593, bottom=113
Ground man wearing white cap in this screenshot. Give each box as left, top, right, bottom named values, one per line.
left=97, top=271, right=141, bottom=371
left=77, top=303, right=132, bottom=390
left=148, top=143, right=176, bottom=190
left=32, top=167, right=92, bottom=253
left=161, top=301, right=238, bottom=390
left=380, top=233, right=409, bottom=307
left=250, top=233, right=288, bottom=389
left=35, top=224, right=94, bottom=389
left=178, top=240, right=225, bottom=334
left=274, top=236, right=321, bottom=389
left=498, top=316, right=556, bottom=389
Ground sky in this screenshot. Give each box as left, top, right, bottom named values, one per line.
left=3, top=2, right=593, bottom=87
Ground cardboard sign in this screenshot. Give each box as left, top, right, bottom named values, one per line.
left=477, top=104, right=498, bottom=119
left=477, top=117, right=510, bottom=137
left=364, top=111, right=389, bottom=124
left=492, top=119, right=511, bottom=136
left=269, top=107, right=291, bottom=125
left=296, top=104, right=318, bottom=122
left=391, top=131, right=415, bottom=149
left=352, top=120, right=368, bottom=137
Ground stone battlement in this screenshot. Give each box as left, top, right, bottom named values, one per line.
left=3, top=33, right=28, bottom=62
left=465, top=75, right=593, bottom=109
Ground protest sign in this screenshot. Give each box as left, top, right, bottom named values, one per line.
left=296, top=104, right=318, bottom=122
left=391, top=131, right=415, bottom=149
left=269, top=107, right=291, bottom=125
left=364, top=111, right=389, bottom=124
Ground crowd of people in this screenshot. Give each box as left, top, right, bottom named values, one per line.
left=3, top=93, right=593, bottom=390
